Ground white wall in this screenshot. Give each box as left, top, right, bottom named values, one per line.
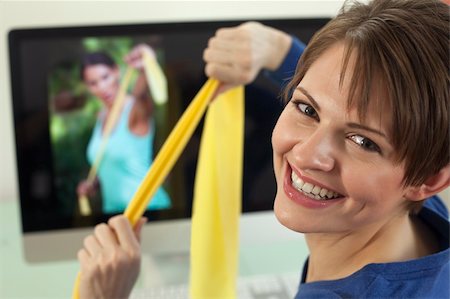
left=0, top=0, right=344, bottom=202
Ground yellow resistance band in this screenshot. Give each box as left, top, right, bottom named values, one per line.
left=189, top=86, right=244, bottom=299
left=78, top=51, right=168, bottom=216
left=142, top=51, right=168, bottom=106
left=72, top=78, right=221, bottom=298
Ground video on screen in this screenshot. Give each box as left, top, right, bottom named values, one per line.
left=48, top=36, right=173, bottom=217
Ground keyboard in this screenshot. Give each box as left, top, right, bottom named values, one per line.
left=130, top=272, right=300, bottom=299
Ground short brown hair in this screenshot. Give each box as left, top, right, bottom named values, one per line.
left=285, top=0, right=449, bottom=187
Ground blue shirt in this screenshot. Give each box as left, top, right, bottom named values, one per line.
left=268, top=37, right=450, bottom=299
left=295, top=196, right=449, bottom=299
left=264, top=37, right=306, bottom=89
left=87, top=97, right=171, bottom=214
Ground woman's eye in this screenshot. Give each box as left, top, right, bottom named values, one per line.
left=349, top=135, right=381, bottom=153
left=296, top=102, right=319, bottom=120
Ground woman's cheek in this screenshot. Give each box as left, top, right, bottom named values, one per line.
left=271, top=112, right=296, bottom=156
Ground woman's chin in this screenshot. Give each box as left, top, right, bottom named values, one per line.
left=273, top=196, right=307, bottom=233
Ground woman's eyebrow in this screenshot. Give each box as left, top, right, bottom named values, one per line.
left=296, top=86, right=321, bottom=112
left=347, top=123, right=387, bottom=139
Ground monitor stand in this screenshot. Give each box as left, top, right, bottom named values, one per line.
left=136, top=211, right=308, bottom=288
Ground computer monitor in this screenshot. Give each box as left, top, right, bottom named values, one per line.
left=8, top=18, right=329, bottom=264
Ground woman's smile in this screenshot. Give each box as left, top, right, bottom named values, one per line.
left=283, top=162, right=344, bottom=209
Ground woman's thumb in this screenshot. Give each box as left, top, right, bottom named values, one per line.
left=134, top=217, right=148, bottom=243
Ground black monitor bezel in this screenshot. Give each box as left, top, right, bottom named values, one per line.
left=8, top=17, right=330, bottom=233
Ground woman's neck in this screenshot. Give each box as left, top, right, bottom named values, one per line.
left=304, top=213, right=439, bottom=283
left=100, top=95, right=132, bottom=131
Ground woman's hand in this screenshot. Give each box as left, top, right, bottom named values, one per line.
left=77, top=215, right=147, bottom=299
left=124, top=44, right=156, bottom=70
left=77, top=179, right=99, bottom=199
left=203, top=21, right=292, bottom=93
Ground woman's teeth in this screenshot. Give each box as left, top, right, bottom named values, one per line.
left=291, top=171, right=341, bottom=200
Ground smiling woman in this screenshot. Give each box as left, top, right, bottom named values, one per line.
left=269, top=0, right=449, bottom=296
left=205, top=0, right=449, bottom=297
left=76, top=0, right=449, bottom=298
left=272, top=42, right=408, bottom=234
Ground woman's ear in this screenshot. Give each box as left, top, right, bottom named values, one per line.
left=405, top=164, right=450, bottom=201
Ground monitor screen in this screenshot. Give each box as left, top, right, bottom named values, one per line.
left=9, top=18, right=329, bottom=262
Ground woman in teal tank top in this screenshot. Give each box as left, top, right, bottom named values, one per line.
left=77, top=44, right=171, bottom=214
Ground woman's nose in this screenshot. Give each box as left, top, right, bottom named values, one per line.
left=291, top=127, right=336, bottom=173
left=97, top=79, right=109, bottom=92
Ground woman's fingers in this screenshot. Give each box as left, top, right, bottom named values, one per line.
left=77, top=181, right=88, bottom=197
left=94, top=223, right=119, bottom=249
left=108, top=216, right=141, bottom=253
left=83, top=234, right=102, bottom=257
left=203, top=22, right=263, bottom=86
left=124, top=44, right=156, bottom=69
left=77, top=215, right=143, bottom=299
left=82, top=216, right=146, bottom=255
left=77, top=247, right=90, bottom=265
left=203, top=21, right=292, bottom=88
left=77, top=180, right=98, bottom=198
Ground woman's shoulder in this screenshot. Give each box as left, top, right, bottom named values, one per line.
left=423, top=195, right=449, bottom=219
left=297, top=252, right=449, bottom=298
left=419, top=195, right=450, bottom=252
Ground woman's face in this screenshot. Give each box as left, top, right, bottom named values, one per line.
left=272, top=43, right=413, bottom=234
left=83, top=64, right=120, bottom=107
